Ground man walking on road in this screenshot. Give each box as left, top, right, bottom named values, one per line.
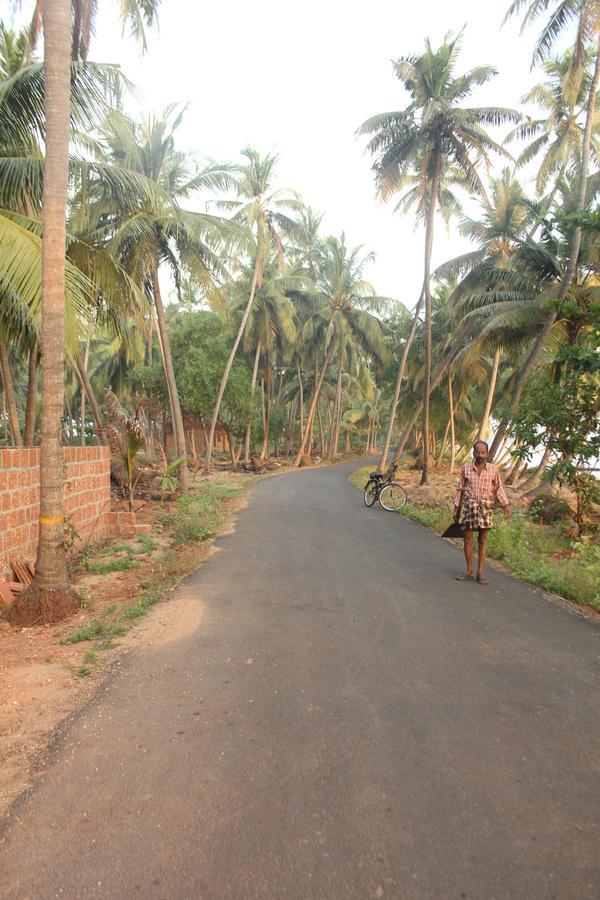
left=454, top=440, right=511, bottom=584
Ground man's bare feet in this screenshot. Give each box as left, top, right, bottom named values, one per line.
left=476, top=574, right=488, bottom=584
left=455, top=574, right=474, bottom=581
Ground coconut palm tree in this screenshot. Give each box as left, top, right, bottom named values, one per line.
left=491, top=0, right=600, bottom=457
left=204, top=148, right=301, bottom=469
left=28, top=0, right=75, bottom=603
left=222, top=253, right=302, bottom=460
left=0, top=32, right=150, bottom=456
left=10, top=0, right=160, bottom=621
left=85, top=106, right=235, bottom=487
left=292, top=235, right=388, bottom=466
left=454, top=191, right=600, bottom=415
left=507, top=49, right=600, bottom=198
left=25, top=0, right=160, bottom=61
left=359, top=32, right=518, bottom=483
left=504, top=0, right=600, bottom=66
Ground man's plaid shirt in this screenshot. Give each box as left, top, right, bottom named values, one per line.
left=454, top=461, right=509, bottom=509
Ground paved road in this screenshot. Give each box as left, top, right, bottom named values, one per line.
left=2, top=461, right=599, bottom=899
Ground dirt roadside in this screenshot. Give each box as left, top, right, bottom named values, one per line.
left=0, top=471, right=253, bottom=819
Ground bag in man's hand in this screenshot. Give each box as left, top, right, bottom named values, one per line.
left=441, top=520, right=465, bottom=539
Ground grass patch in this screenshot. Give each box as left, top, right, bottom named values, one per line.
left=65, top=619, right=127, bottom=644
left=75, top=648, right=99, bottom=678
left=163, top=476, right=252, bottom=548
left=349, top=465, right=600, bottom=612
left=121, top=586, right=164, bottom=621
left=74, top=535, right=156, bottom=576
left=64, top=474, right=254, bottom=656
left=107, top=536, right=156, bottom=556
left=85, top=557, right=139, bottom=575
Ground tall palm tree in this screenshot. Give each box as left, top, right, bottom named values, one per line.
left=507, top=49, right=600, bottom=198
left=432, top=169, right=534, bottom=440
left=292, top=235, right=388, bottom=467
left=359, top=33, right=518, bottom=483
left=0, top=33, right=151, bottom=454
left=15, top=0, right=160, bottom=619
left=491, top=0, right=600, bottom=457
left=25, top=0, right=160, bottom=61
left=86, top=106, right=234, bottom=487
left=31, top=0, right=74, bottom=600
left=223, top=253, right=301, bottom=460
left=204, top=148, right=301, bottom=469
left=504, top=0, right=600, bottom=66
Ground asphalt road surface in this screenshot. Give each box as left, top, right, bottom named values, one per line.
left=2, top=460, right=599, bottom=899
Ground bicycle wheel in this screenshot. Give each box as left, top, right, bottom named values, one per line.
left=363, top=480, right=378, bottom=507
left=379, top=482, right=408, bottom=511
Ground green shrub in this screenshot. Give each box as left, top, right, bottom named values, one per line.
left=528, top=493, right=573, bottom=525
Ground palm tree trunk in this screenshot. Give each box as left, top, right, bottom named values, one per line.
left=392, top=319, right=474, bottom=462
left=436, top=415, right=451, bottom=467
left=377, top=292, right=423, bottom=471
left=519, top=445, right=551, bottom=492
left=23, top=344, right=38, bottom=446
left=80, top=342, right=88, bottom=446
left=73, top=353, right=104, bottom=441
left=33, top=0, right=72, bottom=594
left=227, top=429, right=238, bottom=465
left=448, top=373, right=456, bottom=475
left=506, top=458, right=521, bottom=485
left=293, top=342, right=335, bottom=467
left=206, top=251, right=263, bottom=471
left=244, top=342, right=261, bottom=464
left=146, top=320, right=153, bottom=365
left=307, top=355, right=320, bottom=463
left=316, top=399, right=325, bottom=455
left=328, top=364, right=343, bottom=461
left=0, top=342, right=23, bottom=446
left=478, top=347, right=501, bottom=442
left=335, top=393, right=343, bottom=454
left=260, top=349, right=270, bottom=460
left=296, top=359, right=304, bottom=446
left=420, top=147, right=441, bottom=486
left=151, top=267, right=188, bottom=489
left=306, top=408, right=315, bottom=462
left=490, top=34, right=600, bottom=460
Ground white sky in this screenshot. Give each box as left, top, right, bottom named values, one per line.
left=14, top=0, right=552, bottom=307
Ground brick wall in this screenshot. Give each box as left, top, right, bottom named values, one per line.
left=0, top=446, right=112, bottom=575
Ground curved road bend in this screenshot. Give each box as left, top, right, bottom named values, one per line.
left=1, top=459, right=599, bottom=899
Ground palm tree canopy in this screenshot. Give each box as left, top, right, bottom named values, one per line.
left=504, top=0, right=600, bottom=66
left=358, top=33, right=520, bottom=204
left=507, top=49, right=600, bottom=194
left=305, top=234, right=390, bottom=367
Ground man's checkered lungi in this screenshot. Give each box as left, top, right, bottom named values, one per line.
left=461, top=498, right=494, bottom=530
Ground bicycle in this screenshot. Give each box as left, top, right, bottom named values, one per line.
left=363, top=463, right=408, bottom=511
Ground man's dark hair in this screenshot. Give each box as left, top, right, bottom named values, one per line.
left=473, top=440, right=489, bottom=452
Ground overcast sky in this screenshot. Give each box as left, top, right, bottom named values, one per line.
left=15, top=1, right=551, bottom=307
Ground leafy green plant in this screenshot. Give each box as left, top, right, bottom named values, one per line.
left=159, top=455, right=186, bottom=499
left=63, top=516, right=80, bottom=554
left=528, top=493, right=573, bottom=525
left=100, top=390, right=147, bottom=511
